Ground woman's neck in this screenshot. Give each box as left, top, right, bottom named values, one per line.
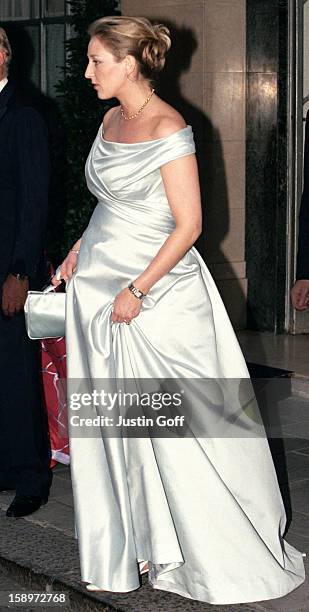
left=118, top=82, right=154, bottom=118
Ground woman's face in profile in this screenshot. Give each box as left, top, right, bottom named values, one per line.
left=85, top=36, right=126, bottom=99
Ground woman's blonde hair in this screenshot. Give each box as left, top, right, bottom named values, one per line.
left=0, top=27, right=12, bottom=75
left=88, top=16, right=171, bottom=81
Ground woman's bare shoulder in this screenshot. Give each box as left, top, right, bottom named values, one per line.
left=103, top=105, right=120, bottom=130
left=152, top=104, right=187, bottom=139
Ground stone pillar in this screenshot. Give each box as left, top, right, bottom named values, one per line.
left=246, top=0, right=289, bottom=333
left=121, top=0, right=247, bottom=328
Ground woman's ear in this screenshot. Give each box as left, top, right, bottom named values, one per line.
left=125, top=54, right=137, bottom=80
left=0, top=50, right=6, bottom=68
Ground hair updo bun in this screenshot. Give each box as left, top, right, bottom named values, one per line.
left=139, top=24, right=171, bottom=73
left=88, top=16, right=171, bottom=81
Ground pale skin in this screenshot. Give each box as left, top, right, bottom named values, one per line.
left=291, top=280, right=309, bottom=311
left=52, top=36, right=202, bottom=325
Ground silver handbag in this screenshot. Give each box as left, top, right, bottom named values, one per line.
left=24, top=283, right=65, bottom=340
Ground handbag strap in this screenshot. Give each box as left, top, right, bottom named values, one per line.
left=43, top=284, right=59, bottom=294
left=43, top=266, right=67, bottom=293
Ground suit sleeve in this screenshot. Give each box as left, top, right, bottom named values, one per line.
left=10, top=106, right=49, bottom=277
left=296, top=111, right=309, bottom=280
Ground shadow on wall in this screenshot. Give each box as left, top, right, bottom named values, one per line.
left=155, top=21, right=247, bottom=328
left=3, top=23, right=67, bottom=266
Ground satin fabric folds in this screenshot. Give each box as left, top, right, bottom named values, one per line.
left=66, top=125, right=305, bottom=604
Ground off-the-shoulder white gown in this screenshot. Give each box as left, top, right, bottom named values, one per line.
left=65, top=125, right=305, bottom=604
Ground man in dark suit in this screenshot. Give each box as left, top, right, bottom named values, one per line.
left=291, top=111, right=309, bottom=311
left=0, top=27, right=52, bottom=517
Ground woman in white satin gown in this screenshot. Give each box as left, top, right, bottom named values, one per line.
left=53, top=16, right=305, bottom=605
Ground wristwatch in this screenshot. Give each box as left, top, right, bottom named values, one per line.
left=11, top=272, right=29, bottom=281
left=128, top=282, right=146, bottom=300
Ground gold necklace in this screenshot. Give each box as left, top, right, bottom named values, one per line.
left=120, top=89, right=155, bottom=121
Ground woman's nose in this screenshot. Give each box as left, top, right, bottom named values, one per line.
left=85, top=63, right=92, bottom=79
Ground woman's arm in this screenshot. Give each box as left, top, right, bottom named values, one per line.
left=51, top=237, right=82, bottom=285
left=112, top=143, right=202, bottom=323
left=51, top=109, right=118, bottom=287
left=70, top=237, right=82, bottom=253
left=133, top=153, right=202, bottom=294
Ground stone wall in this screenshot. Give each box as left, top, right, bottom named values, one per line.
left=121, top=0, right=247, bottom=328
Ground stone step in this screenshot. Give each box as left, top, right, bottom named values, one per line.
left=291, top=375, right=309, bottom=399
left=0, top=508, right=257, bottom=612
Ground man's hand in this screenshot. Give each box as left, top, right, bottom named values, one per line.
left=2, top=274, right=29, bottom=317
left=291, top=279, right=309, bottom=311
